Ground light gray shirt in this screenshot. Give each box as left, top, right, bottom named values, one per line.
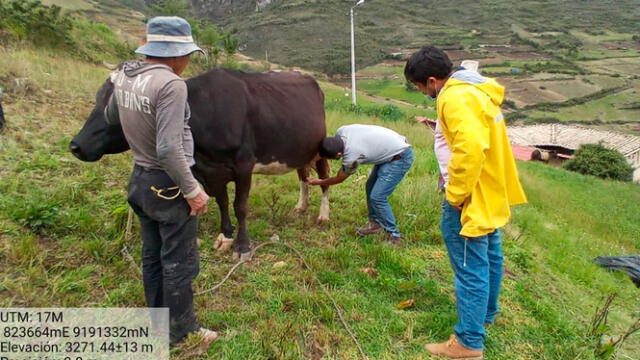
left=105, top=61, right=199, bottom=198
left=337, top=124, right=411, bottom=174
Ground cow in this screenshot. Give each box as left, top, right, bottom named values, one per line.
left=69, top=68, right=330, bottom=261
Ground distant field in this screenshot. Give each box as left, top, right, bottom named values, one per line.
left=578, top=57, right=640, bottom=76
left=356, top=56, right=639, bottom=131
left=358, top=79, right=430, bottom=108
left=528, top=88, right=640, bottom=123
left=358, top=63, right=403, bottom=77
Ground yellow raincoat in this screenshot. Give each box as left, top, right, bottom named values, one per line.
left=437, top=71, right=527, bottom=237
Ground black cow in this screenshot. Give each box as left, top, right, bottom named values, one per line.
left=70, top=68, right=330, bottom=260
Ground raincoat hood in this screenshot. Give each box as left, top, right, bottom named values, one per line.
left=443, top=69, right=505, bottom=107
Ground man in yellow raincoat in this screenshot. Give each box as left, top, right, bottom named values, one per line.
left=405, top=46, right=527, bottom=359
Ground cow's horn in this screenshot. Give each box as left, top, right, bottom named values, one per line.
left=102, top=61, right=117, bottom=70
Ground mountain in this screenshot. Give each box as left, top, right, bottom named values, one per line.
left=184, top=0, right=640, bottom=73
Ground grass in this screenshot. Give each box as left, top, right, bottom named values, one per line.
left=1, top=47, right=639, bottom=360
left=358, top=79, right=431, bottom=108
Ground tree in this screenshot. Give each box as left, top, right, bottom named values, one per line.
left=221, top=32, right=239, bottom=63
left=198, top=24, right=222, bottom=68
left=563, top=143, right=633, bottom=182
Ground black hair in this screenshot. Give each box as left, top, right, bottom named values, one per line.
left=319, top=136, right=344, bottom=159
left=404, top=46, right=453, bottom=85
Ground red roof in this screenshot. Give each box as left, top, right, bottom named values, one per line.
left=511, top=144, right=536, bottom=161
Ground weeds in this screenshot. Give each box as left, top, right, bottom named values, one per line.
left=589, top=294, right=640, bottom=359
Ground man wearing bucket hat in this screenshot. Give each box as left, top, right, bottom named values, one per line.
left=104, top=16, right=217, bottom=349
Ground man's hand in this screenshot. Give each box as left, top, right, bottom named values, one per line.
left=449, top=199, right=464, bottom=212
left=306, top=178, right=324, bottom=186
left=416, top=116, right=437, bottom=130
left=415, top=116, right=429, bottom=124
left=307, top=171, right=349, bottom=187
left=187, top=189, right=209, bottom=216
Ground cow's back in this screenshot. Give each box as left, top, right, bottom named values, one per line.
left=242, top=71, right=325, bottom=168
left=187, top=69, right=326, bottom=169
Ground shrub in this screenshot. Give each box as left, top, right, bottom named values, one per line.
left=0, top=0, right=134, bottom=62
left=0, top=0, right=73, bottom=48
left=325, top=101, right=406, bottom=122
left=4, top=196, right=61, bottom=235
left=377, top=104, right=403, bottom=122
left=563, top=143, right=633, bottom=182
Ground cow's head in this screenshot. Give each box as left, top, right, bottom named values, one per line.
left=69, top=77, right=130, bottom=161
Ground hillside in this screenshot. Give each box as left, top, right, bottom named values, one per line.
left=194, top=0, right=640, bottom=73
left=29, top=0, right=640, bottom=134
left=1, top=36, right=640, bottom=360
left=192, top=0, right=640, bottom=133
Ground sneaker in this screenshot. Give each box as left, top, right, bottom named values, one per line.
left=182, top=328, right=218, bottom=357
left=356, top=221, right=382, bottom=236
left=425, top=334, right=483, bottom=359
left=383, top=232, right=403, bottom=246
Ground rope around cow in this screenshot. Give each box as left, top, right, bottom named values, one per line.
left=123, top=209, right=368, bottom=360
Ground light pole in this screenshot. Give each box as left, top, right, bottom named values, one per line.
left=350, top=0, right=365, bottom=105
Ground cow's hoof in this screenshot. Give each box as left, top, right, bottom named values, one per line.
left=316, top=216, right=329, bottom=225
left=214, top=234, right=234, bottom=252
left=233, top=251, right=253, bottom=262
left=293, top=206, right=307, bottom=215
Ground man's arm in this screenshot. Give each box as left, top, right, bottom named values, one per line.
left=155, top=80, right=202, bottom=200
left=443, top=96, right=490, bottom=208
left=307, top=170, right=350, bottom=186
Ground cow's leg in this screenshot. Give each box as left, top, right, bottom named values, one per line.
left=233, top=170, right=253, bottom=261
left=316, top=158, right=330, bottom=224
left=211, top=183, right=234, bottom=252
left=294, top=168, right=310, bottom=213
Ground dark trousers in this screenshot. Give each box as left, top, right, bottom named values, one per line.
left=127, top=165, right=200, bottom=344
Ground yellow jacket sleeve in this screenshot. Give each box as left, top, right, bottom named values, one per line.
left=443, top=95, right=490, bottom=207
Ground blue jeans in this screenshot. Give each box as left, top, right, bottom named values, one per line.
left=365, top=147, right=414, bottom=237
left=441, top=200, right=503, bottom=351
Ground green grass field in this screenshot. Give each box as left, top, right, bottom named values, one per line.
left=528, top=88, right=640, bottom=123
left=358, top=79, right=431, bottom=108
left=1, top=47, right=639, bottom=359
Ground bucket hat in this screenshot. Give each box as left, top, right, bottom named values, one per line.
left=135, top=16, right=204, bottom=58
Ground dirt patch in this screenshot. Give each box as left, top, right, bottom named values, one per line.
left=497, top=77, right=568, bottom=107
left=444, top=50, right=477, bottom=61
left=497, top=51, right=550, bottom=60
left=383, top=59, right=406, bottom=66
left=601, top=41, right=640, bottom=50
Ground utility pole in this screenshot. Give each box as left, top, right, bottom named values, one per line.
left=350, top=0, right=365, bottom=105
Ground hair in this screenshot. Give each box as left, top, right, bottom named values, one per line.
left=404, top=46, right=453, bottom=85
left=319, top=136, right=344, bottom=159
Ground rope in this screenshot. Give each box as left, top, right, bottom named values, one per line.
left=197, top=241, right=368, bottom=360
left=120, top=208, right=141, bottom=275
left=150, top=185, right=181, bottom=200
